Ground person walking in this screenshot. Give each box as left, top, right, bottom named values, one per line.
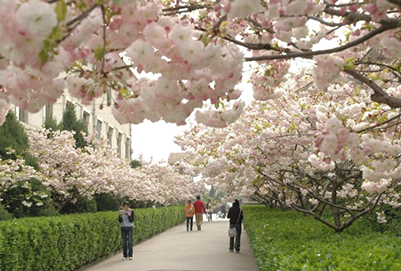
left=227, top=199, right=243, bottom=253
left=185, top=200, right=194, bottom=231
left=221, top=202, right=227, bottom=219
left=193, top=195, right=207, bottom=231
left=206, top=199, right=213, bottom=222
left=118, top=201, right=135, bottom=260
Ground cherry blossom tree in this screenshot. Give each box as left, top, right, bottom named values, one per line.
left=0, top=0, right=244, bottom=127
left=28, top=129, right=195, bottom=210
left=0, top=158, right=44, bottom=199
left=0, top=0, right=400, bottom=226
left=0, top=0, right=400, bottom=127
left=135, top=161, right=200, bottom=205
left=176, top=83, right=401, bottom=232
left=0, top=156, right=50, bottom=211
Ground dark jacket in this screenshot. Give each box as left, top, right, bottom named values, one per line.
left=227, top=207, right=243, bottom=225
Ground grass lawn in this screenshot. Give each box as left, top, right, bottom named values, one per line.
left=243, top=205, right=401, bottom=271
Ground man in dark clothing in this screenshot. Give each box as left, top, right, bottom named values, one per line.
left=227, top=199, right=243, bottom=253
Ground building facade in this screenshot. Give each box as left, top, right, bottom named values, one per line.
left=14, top=95, right=132, bottom=161
left=167, top=152, right=189, bottom=166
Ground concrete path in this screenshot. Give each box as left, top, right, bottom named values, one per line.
left=84, top=215, right=258, bottom=271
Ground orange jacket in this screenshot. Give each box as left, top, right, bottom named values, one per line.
left=185, top=204, right=194, bottom=217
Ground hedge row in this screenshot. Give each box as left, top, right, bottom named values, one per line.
left=243, top=205, right=401, bottom=271
left=0, top=206, right=185, bottom=271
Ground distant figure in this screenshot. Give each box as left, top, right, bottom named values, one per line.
left=185, top=200, right=194, bottom=231
left=206, top=199, right=213, bottom=222
left=193, top=195, right=207, bottom=231
left=221, top=203, right=227, bottom=218
left=227, top=199, right=243, bottom=253
left=118, top=201, right=135, bottom=260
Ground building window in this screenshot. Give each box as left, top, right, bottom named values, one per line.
left=19, top=109, right=28, bottom=123
left=107, top=127, right=114, bottom=147
left=117, top=132, right=122, bottom=157
left=83, top=111, right=90, bottom=127
left=125, top=138, right=131, bottom=160
left=96, top=120, right=103, bottom=139
left=45, top=102, right=53, bottom=119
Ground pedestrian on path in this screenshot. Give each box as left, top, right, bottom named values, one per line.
left=193, top=195, right=207, bottom=231
left=185, top=200, right=194, bottom=231
left=227, top=199, right=243, bottom=253
left=206, top=199, right=213, bottom=222
left=221, top=202, right=227, bottom=218
left=118, top=201, right=135, bottom=260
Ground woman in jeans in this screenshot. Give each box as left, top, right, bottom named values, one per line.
left=227, top=199, right=243, bottom=253
left=118, top=201, right=135, bottom=260
left=185, top=200, right=194, bottom=231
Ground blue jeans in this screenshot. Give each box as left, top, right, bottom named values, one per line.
left=121, top=226, right=133, bottom=257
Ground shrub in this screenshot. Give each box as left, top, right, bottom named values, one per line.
left=59, top=103, right=88, bottom=148
left=0, top=204, right=12, bottom=221
left=60, top=196, right=98, bottom=214
left=95, top=193, right=124, bottom=212
left=364, top=205, right=401, bottom=236
left=1, top=179, right=58, bottom=218
left=0, top=111, right=38, bottom=169
left=0, top=206, right=185, bottom=271
left=243, top=206, right=401, bottom=271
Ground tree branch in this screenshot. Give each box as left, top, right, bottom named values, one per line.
left=57, top=4, right=98, bottom=44
left=213, top=15, right=227, bottom=33
left=324, top=7, right=400, bottom=26
left=308, top=16, right=343, bottom=27
left=245, top=25, right=392, bottom=61
left=324, top=1, right=364, bottom=7
left=356, top=61, right=401, bottom=82
left=162, top=4, right=212, bottom=15
left=344, top=69, right=401, bottom=108
left=355, top=113, right=401, bottom=133
left=112, top=65, right=133, bottom=71
left=100, top=5, right=107, bottom=75
left=339, top=192, right=384, bottom=231
left=385, top=0, right=401, bottom=5
left=291, top=203, right=340, bottom=231
left=220, top=35, right=277, bottom=51
left=66, top=4, right=98, bottom=27
left=195, top=26, right=280, bottom=51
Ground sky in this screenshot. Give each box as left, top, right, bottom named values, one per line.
left=131, top=120, right=188, bottom=162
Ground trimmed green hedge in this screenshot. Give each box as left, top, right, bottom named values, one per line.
left=243, top=205, right=401, bottom=271
left=0, top=206, right=185, bottom=271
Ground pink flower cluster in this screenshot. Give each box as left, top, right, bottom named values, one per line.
left=27, top=129, right=196, bottom=208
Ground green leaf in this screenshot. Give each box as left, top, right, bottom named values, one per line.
left=201, top=34, right=212, bottom=47
left=344, top=57, right=354, bottom=64
left=119, top=88, right=129, bottom=96
left=94, top=46, right=104, bottom=61
left=38, top=50, right=48, bottom=65
left=55, top=0, right=67, bottom=22
left=343, top=63, right=357, bottom=70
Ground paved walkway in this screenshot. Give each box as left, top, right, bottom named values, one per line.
left=84, top=216, right=258, bottom=271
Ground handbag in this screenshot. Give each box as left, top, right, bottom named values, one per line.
left=228, top=209, right=242, bottom=238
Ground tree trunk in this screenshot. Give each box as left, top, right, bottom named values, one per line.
left=331, top=182, right=341, bottom=229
